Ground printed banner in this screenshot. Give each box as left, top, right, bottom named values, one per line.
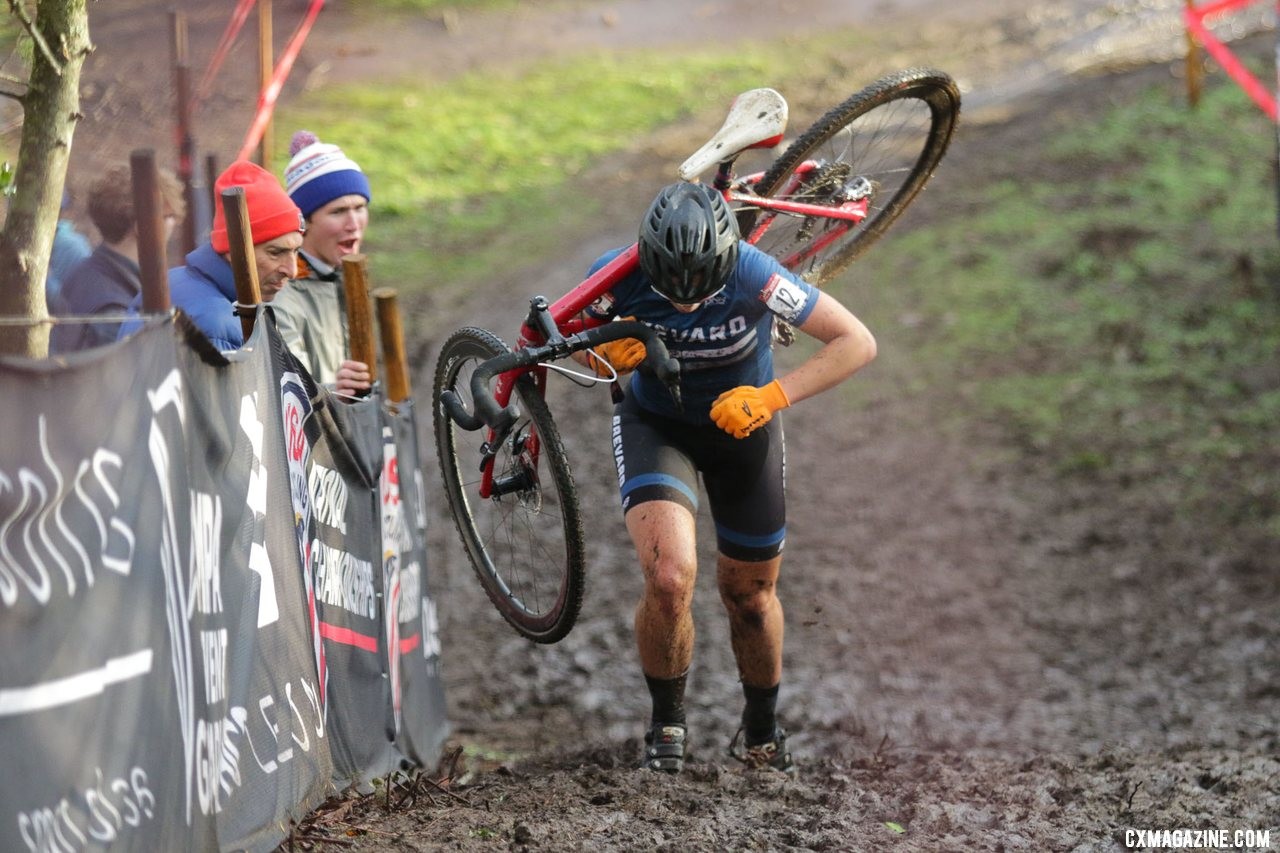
left=385, top=403, right=448, bottom=767
left=0, top=311, right=449, bottom=852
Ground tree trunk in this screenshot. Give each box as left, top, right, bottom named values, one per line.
left=0, top=0, right=91, bottom=358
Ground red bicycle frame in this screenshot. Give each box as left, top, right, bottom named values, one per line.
left=473, top=170, right=869, bottom=498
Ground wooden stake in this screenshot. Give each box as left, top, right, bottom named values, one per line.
left=258, top=0, right=274, bottom=169
left=342, top=254, right=378, bottom=389
left=1185, top=0, right=1203, bottom=108
left=205, top=153, right=220, bottom=229
left=374, top=288, right=411, bottom=403
left=170, top=10, right=197, bottom=254
left=221, top=187, right=262, bottom=342
left=131, top=149, right=170, bottom=313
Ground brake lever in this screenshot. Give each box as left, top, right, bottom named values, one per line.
left=644, top=342, right=682, bottom=412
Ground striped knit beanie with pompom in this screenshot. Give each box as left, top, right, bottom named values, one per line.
left=283, top=130, right=371, bottom=219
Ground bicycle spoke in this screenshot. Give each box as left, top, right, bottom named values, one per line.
left=747, top=69, right=959, bottom=285
left=433, top=326, right=594, bottom=640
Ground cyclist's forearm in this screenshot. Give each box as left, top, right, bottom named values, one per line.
left=775, top=297, right=876, bottom=405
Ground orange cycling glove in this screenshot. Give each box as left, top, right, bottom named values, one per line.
left=709, top=379, right=790, bottom=439
left=589, top=336, right=646, bottom=377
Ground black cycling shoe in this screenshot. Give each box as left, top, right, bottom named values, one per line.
left=729, top=726, right=796, bottom=776
left=642, top=723, right=687, bottom=773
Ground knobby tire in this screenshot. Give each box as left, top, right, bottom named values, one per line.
left=747, top=67, right=961, bottom=285
left=432, top=327, right=585, bottom=643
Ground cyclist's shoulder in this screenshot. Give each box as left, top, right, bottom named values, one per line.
left=587, top=246, right=647, bottom=317
left=734, top=242, right=791, bottom=279
left=730, top=244, right=810, bottom=294
left=730, top=244, right=819, bottom=323
left=588, top=246, right=629, bottom=276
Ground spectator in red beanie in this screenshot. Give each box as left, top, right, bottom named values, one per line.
left=118, top=160, right=305, bottom=350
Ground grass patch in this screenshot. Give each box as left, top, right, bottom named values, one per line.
left=850, top=77, right=1280, bottom=542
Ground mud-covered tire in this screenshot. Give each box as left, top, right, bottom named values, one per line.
left=432, top=327, right=585, bottom=643
left=745, top=67, right=961, bottom=285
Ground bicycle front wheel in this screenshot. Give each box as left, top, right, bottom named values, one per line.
left=745, top=67, right=960, bottom=286
left=432, top=327, right=585, bottom=644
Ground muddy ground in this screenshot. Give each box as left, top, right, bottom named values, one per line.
left=63, top=1, right=1280, bottom=850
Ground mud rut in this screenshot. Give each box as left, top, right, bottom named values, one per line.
left=65, top=1, right=1280, bottom=849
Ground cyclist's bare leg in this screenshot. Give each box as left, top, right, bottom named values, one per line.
left=626, top=499, right=699, bottom=679
left=716, top=553, right=784, bottom=688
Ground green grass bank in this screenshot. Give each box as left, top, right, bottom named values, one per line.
left=850, top=75, right=1280, bottom=547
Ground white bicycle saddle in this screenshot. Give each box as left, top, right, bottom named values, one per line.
left=678, top=88, right=789, bottom=181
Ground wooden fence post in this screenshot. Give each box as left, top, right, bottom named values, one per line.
left=342, top=254, right=378, bottom=391
left=131, top=149, right=171, bottom=313
left=374, top=288, right=411, bottom=403
left=205, top=153, right=220, bottom=233
left=171, top=10, right=197, bottom=255
left=221, top=187, right=262, bottom=342
left=1185, top=0, right=1204, bottom=108
left=258, top=0, right=274, bottom=169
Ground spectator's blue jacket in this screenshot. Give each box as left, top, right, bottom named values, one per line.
left=46, top=219, right=92, bottom=309
left=119, top=243, right=243, bottom=350
left=50, top=244, right=140, bottom=353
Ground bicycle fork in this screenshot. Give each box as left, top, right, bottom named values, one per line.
left=477, top=366, right=547, bottom=500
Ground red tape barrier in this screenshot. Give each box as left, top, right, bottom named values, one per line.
left=194, top=0, right=258, bottom=109
left=1183, top=0, right=1277, bottom=121
left=236, top=0, right=326, bottom=162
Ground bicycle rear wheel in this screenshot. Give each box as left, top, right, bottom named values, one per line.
left=432, top=327, right=585, bottom=644
left=744, top=67, right=960, bottom=286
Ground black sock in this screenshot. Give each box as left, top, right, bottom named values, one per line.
left=645, top=671, right=688, bottom=727
left=741, top=682, right=779, bottom=745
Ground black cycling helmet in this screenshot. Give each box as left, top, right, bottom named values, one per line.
left=638, top=182, right=739, bottom=304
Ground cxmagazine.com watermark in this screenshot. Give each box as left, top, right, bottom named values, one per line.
left=1124, top=829, right=1272, bottom=850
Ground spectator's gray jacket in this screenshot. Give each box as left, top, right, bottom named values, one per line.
left=271, top=251, right=349, bottom=385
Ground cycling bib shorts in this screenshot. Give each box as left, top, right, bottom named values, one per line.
left=611, top=391, right=786, bottom=562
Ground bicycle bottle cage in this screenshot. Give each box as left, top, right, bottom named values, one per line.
left=679, top=88, right=789, bottom=181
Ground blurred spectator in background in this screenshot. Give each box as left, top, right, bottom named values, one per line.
left=273, top=130, right=373, bottom=398
left=50, top=167, right=185, bottom=354
left=45, top=189, right=92, bottom=313
left=117, top=160, right=303, bottom=351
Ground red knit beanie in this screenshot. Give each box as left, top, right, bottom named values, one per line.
left=209, top=160, right=304, bottom=254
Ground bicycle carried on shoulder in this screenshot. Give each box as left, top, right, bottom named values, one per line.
left=433, top=68, right=960, bottom=643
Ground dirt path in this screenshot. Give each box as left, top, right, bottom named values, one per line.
left=70, top=2, right=1280, bottom=849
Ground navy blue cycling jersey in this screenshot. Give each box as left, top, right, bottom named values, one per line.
left=586, top=242, right=820, bottom=423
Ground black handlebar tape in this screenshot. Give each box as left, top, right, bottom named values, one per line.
left=444, top=320, right=683, bottom=431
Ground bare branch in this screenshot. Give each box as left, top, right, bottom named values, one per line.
left=5, top=0, right=65, bottom=76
